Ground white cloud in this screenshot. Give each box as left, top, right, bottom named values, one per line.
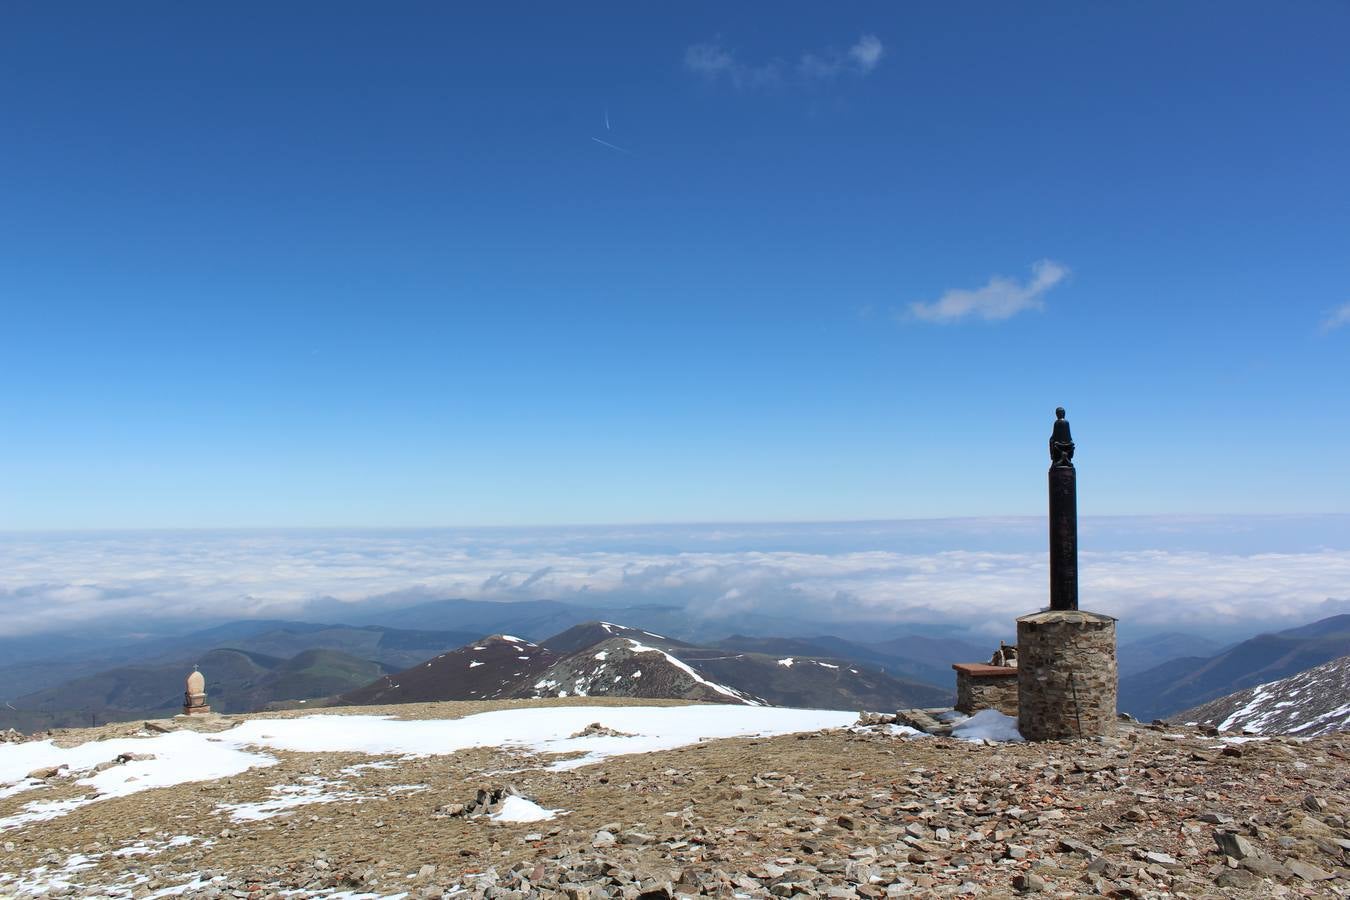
left=908, top=260, right=1069, bottom=324
left=0, top=519, right=1347, bottom=639
left=1321, top=302, right=1350, bottom=333
left=848, top=34, right=884, bottom=72
left=683, top=42, right=735, bottom=78
left=686, top=34, right=883, bottom=89
left=684, top=41, right=781, bottom=90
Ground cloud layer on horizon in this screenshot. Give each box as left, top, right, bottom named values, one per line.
left=1, top=520, right=1347, bottom=640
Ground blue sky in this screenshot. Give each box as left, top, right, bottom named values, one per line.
left=2, top=3, right=1348, bottom=529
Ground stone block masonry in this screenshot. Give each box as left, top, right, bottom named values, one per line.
left=952, top=663, right=1019, bottom=716
left=1017, top=609, right=1117, bottom=740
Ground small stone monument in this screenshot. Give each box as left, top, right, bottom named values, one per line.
left=182, top=666, right=211, bottom=716
left=1016, top=408, right=1118, bottom=740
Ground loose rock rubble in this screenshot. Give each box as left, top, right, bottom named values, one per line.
left=1, top=699, right=1348, bottom=899
left=436, top=785, right=530, bottom=819
left=572, top=723, right=638, bottom=739
left=853, top=712, right=899, bottom=728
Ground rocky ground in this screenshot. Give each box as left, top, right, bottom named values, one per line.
left=2, top=698, right=1349, bottom=898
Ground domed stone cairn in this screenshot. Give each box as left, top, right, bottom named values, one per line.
left=182, top=666, right=211, bottom=716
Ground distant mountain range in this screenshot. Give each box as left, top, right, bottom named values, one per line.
left=338, top=621, right=952, bottom=710
left=0, top=621, right=478, bottom=704
left=0, top=599, right=993, bottom=709
left=1119, top=614, right=1350, bottom=722
left=6, top=595, right=1335, bottom=732
left=1115, top=632, right=1225, bottom=676
left=3, top=647, right=392, bottom=731
left=1175, top=654, right=1350, bottom=737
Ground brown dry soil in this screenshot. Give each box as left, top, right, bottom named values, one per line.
left=2, top=698, right=1349, bottom=899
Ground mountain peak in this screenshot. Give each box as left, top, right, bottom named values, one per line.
left=339, top=621, right=951, bottom=711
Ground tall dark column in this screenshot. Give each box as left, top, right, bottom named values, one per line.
left=1048, top=407, right=1078, bottom=611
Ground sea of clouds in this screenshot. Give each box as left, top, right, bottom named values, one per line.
left=0, top=517, right=1347, bottom=640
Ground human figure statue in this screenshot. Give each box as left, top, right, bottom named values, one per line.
left=1047, top=406, right=1078, bottom=610
left=1049, top=406, right=1075, bottom=468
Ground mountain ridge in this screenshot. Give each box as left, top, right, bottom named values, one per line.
left=337, top=621, right=951, bottom=711
left=1173, top=653, right=1350, bottom=736
left=1119, top=614, right=1350, bottom=721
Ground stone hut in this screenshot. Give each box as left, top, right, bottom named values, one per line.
left=952, top=663, right=1019, bottom=716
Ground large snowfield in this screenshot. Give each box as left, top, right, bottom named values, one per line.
left=0, top=705, right=858, bottom=832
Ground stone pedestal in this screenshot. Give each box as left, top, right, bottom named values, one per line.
left=1017, top=609, right=1117, bottom=740
left=952, top=663, right=1019, bottom=716
left=182, top=695, right=211, bottom=716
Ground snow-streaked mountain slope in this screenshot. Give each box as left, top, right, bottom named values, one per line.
left=1175, top=653, right=1350, bottom=736
left=338, top=621, right=952, bottom=710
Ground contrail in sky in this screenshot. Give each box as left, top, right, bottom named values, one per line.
left=591, top=136, right=629, bottom=154
left=604, top=107, right=610, bottom=131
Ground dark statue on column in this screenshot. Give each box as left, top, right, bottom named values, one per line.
left=1048, top=407, right=1078, bottom=611
left=1049, top=407, right=1074, bottom=467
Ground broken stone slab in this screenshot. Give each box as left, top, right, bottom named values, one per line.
left=1239, top=854, right=1292, bottom=880
left=1056, top=837, right=1100, bottom=859
left=1215, top=868, right=1259, bottom=889
left=895, top=708, right=953, bottom=736
left=1213, top=831, right=1258, bottom=860
left=1285, top=859, right=1334, bottom=882
left=1011, top=871, right=1046, bottom=892
left=1134, top=850, right=1180, bottom=867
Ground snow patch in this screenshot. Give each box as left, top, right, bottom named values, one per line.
left=0, top=707, right=856, bottom=830
left=490, top=795, right=559, bottom=822
left=625, top=639, right=759, bottom=705
left=217, top=776, right=370, bottom=822
left=951, top=709, right=1024, bottom=743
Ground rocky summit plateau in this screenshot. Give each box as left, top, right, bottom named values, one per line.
left=2, top=697, right=1349, bottom=899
